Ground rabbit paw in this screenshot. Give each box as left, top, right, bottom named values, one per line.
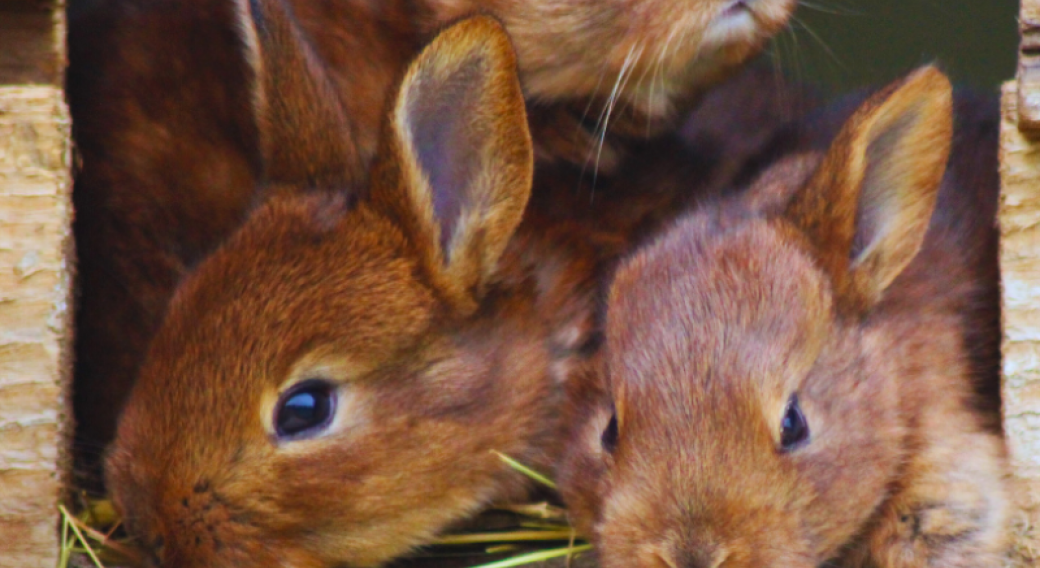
left=842, top=432, right=1009, bottom=568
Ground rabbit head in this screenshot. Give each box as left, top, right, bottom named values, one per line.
left=105, top=16, right=548, bottom=568
left=423, top=0, right=796, bottom=119
left=559, top=67, right=956, bottom=568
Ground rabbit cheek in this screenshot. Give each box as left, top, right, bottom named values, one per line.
left=593, top=483, right=663, bottom=568
left=557, top=402, right=614, bottom=536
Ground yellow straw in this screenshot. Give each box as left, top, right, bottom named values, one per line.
left=492, top=451, right=557, bottom=489
left=436, top=530, right=577, bottom=545
left=466, top=544, right=593, bottom=568
left=59, top=505, right=105, bottom=568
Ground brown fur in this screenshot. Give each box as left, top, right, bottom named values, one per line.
left=105, top=18, right=541, bottom=567
left=558, top=67, right=1010, bottom=568
left=69, top=0, right=796, bottom=483
left=101, top=11, right=827, bottom=565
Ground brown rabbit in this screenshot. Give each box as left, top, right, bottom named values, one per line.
left=558, top=66, right=1010, bottom=568
left=103, top=14, right=805, bottom=566
left=104, top=17, right=537, bottom=567
left=69, top=0, right=796, bottom=483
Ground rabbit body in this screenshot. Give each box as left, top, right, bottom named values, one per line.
left=558, top=68, right=1009, bottom=568
left=70, top=0, right=796, bottom=478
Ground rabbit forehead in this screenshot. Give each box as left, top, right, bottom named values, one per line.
left=152, top=194, right=439, bottom=380
left=607, top=215, right=832, bottom=422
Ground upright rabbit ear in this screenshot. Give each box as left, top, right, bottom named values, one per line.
left=371, top=16, right=533, bottom=314
left=234, top=0, right=362, bottom=186
left=785, top=66, right=953, bottom=313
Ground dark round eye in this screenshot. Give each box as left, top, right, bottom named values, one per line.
left=275, top=380, right=336, bottom=439
left=601, top=409, right=619, bottom=453
left=780, top=394, right=809, bottom=451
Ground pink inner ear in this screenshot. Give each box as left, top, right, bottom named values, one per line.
left=405, top=58, right=487, bottom=260
left=850, top=110, right=918, bottom=263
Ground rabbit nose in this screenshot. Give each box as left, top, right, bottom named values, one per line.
left=682, top=548, right=729, bottom=568
left=649, top=544, right=729, bottom=568
left=721, top=0, right=750, bottom=15
left=155, top=480, right=235, bottom=563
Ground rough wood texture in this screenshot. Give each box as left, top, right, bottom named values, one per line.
left=0, top=0, right=71, bottom=565
left=1020, top=0, right=1040, bottom=133
left=0, top=85, right=70, bottom=568
left=1001, top=80, right=1040, bottom=565
left=999, top=2, right=1040, bottom=563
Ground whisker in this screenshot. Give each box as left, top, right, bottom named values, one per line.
left=590, top=44, right=643, bottom=195
left=647, top=25, right=682, bottom=136
left=579, top=44, right=642, bottom=197
left=787, top=20, right=805, bottom=83
left=578, top=66, right=610, bottom=133
left=796, top=0, right=861, bottom=17
left=789, top=13, right=847, bottom=72
left=618, top=43, right=654, bottom=128
left=631, top=44, right=657, bottom=117
left=573, top=65, right=611, bottom=196
left=765, top=43, right=794, bottom=122
left=776, top=24, right=805, bottom=90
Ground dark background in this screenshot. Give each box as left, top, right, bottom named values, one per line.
left=773, top=0, right=1019, bottom=92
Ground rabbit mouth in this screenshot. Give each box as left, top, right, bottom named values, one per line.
left=705, top=2, right=765, bottom=46
left=721, top=0, right=754, bottom=19
left=704, top=0, right=794, bottom=49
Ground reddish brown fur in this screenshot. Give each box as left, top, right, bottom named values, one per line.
left=422, top=0, right=793, bottom=118
left=558, top=67, right=1010, bottom=568
left=106, top=18, right=544, bottom=567
left=102, top=13, right=823, bottom=566
left=70, top=0, right=795, bottom=483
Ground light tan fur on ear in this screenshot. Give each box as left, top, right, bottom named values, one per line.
left=785, top=66, right=953, bottom=312
left=371, top=16, right=533, bottom=314
left=234, top=0, right=362, bottom=186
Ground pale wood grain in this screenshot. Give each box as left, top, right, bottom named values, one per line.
left=1000, top=80, right=1040, bottom=566
left=0, top=2, right=71, bottom=566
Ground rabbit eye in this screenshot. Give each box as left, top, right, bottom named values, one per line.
left=275, top=380, right=336, bottom=439
left=601, top=409, right=619, bottom=453
left=780, top=394, right=809, bottom=451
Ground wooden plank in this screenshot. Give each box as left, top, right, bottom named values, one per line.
left=1001, top=80, right=1040, bottom=566
left=0, top=2, right=71, bottom=565
left=0, top=51, right=70, bottom=568
left=998, top=2, right=1040, bottom=563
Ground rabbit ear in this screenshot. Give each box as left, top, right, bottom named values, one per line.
left=371, top=16, right=533, bottom=314
left=235, top=0, right=362, bottom=186
left=785, top=66, right=953, bottom=313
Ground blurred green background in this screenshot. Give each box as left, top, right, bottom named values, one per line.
left=772, top=0, right=1018, bottom=92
